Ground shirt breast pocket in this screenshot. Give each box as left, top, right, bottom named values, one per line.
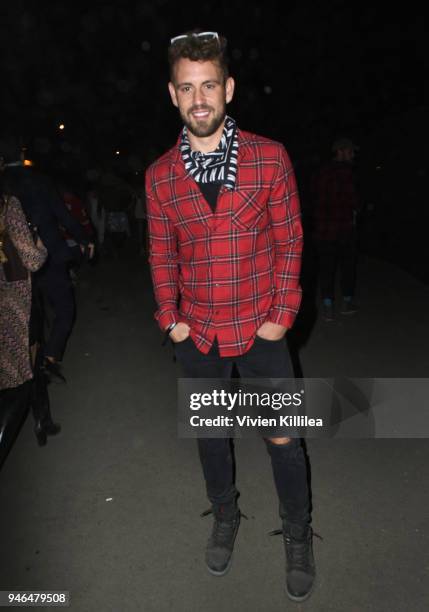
left=231, top=190, right=269, bottom=231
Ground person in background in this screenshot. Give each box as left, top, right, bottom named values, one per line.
left=87, top=185, right=105, bottom=254
left=98, top=173, right=132, bottom=258
left=57, top=180, right=95, bottom=276
left=1, top=146, right=95, bottom=381
left=28, top=268, right=62, bottom=446
left=133, top=185, right=147, bottom=256
left=312, top=137, right=361, bottom=321
left=0, top=188, right=48, bottom=460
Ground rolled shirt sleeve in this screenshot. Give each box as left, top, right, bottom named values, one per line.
left=145, top=174, right=181, bottom=331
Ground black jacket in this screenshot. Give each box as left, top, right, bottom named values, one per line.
left=3, top=166, right=89, bottom=265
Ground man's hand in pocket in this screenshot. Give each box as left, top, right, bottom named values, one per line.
left=170, top=322, right=191, bottom=343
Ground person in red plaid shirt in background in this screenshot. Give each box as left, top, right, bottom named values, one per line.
left=57, top=181, right=95, bottom=274
left=312, top=138, right=361, bottom=321
left=146, top=30, right=316, bottom=602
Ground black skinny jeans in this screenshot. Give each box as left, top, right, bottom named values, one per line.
left=174, top=335, right=311, bottom=525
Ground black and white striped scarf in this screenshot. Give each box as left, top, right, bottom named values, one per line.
left=180, top=116, right=238, bottom=190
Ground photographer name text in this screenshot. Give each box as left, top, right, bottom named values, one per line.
left=189, top=415, right=324, bottom=428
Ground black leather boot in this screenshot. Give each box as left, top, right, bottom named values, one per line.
left=202, top=504, right=241, bottom=576
left=283, top=522, right=316, bottom=602
left=34, top=418, right=61, bottom=446
left=31, top=365, right=61, bottom=447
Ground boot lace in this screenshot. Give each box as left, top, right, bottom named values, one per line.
left=201, top=508, right=247, bottom=547
left=269, top=527, right=322, bottom=571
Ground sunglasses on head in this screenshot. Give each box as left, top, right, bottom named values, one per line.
left=170, top=31, right=220, bottom=46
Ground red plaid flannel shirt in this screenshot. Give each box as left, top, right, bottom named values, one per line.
left=146, top=129, right=303, bottom=357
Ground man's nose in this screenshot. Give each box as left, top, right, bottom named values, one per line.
left=193, top=87, right=207, bottom=105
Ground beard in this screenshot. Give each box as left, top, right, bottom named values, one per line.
left=181, top=103, right=226, bottom=138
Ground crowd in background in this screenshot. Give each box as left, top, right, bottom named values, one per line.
left=0, top=141, right=147, bottom=467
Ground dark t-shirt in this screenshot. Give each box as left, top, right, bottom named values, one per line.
left=197, top=182, right=221, bottom=212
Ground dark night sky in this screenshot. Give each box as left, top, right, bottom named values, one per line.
left=1, top=1, right=427, bottom=174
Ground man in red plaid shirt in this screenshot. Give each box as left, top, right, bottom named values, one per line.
left=146, top=30, right=316, bottom=602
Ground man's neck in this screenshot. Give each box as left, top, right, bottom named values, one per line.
left=187, top=120, right=226, bottom=154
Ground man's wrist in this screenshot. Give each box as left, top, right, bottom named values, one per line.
left=162, top=322, right=177, bottom=346
left=157, top=309, right=180, bottom=332
left=266, top=310, right=295, bottom=330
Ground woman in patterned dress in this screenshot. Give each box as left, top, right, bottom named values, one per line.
left=0, top=193, right=47, bottom=462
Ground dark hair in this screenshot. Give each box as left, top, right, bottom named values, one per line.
left=168, top=30, right=229, bottom=82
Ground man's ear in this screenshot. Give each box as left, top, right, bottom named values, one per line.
left=168, top=82, right=178, bottom=108
left=225, top=77, right=235, bottom=104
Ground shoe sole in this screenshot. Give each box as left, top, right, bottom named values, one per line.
left=206, top=554, right=233, bottom=577
left=286, top=577, right=316, bottom=603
